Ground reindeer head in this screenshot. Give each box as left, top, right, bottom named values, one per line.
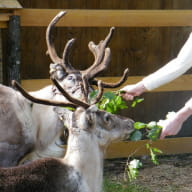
left=46, top=11, right=129, bottom=101
left=68, top=105, right=134, bottom=148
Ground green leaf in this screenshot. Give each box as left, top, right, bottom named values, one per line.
left=106, top=106, right=113, bottom=113
left=131, top=97, right=144, bottom=108
left=131, top=101, right=137, bottom=108
left=136, top=98, right=144, bottom=103
left=145, top=143, right=150, bottom=149
left=119, top=104, right=128, bottom=110
left=146, top=121, right=157, bottom=129
left=115, top=95, right=122, bottom=105
left=64, top=107, right=75, bottom=111
left=147, top=126, right=162, bottom=141
left=134, top=122, right=146, bottom=129
left=152, top=147, right=163, bottom=154
left=130, top=130, right=142, bottom=141
left=145, top=144, right=162, bottom=165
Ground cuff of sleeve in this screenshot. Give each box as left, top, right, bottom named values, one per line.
left=141, top=78, right=156, bottom=91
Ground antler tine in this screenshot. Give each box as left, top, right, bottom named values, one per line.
left=91, top=80, right=104, bottom=105
left=89, top=27, right=114, bottom=64
left=81, top=74, right=90, bottom=103
left=92, top=68, right=129, bottom=88
left=12, top=80, right=77, bottom=108
left=82, top=27, right=115, bottom=80
left=51, top=78, right=90, bottom=109
left=89, top=47, right=111, bottom=79
left=46, top=11, right=66, bottom=64
left=62, top=38, right=76, bottom=73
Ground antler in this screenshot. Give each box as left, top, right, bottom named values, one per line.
left=81, top=27, right=129, bottom=88
left=91, top=68, right=129, bottom=88
left=12, top=80, right=78, bottom=108
left=47, top=12, right=128, bottom=89
left=12, top=78, right=104, bottom=109
left=46, top=11, right=75, bottom=73
left=82, top=27, right=115, bottom=80
left=62, top=38, right=76, bottom=72
left=51, top=78, right=89, bottom=108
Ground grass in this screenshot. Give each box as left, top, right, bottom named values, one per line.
left=103, top=177, right=151, bottom=192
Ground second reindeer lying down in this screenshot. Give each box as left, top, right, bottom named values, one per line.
left=0, top=79, right=134, bottom=192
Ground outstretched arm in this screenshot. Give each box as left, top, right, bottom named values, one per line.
left=121, top=32, right=192, bottom=100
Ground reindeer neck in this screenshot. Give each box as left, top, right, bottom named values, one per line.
left=63, top=130, right=104, bottom=192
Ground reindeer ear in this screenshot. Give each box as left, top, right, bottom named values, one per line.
left=86, top=105, right=97, bottom=128
left=53, top=107, right=73, bottom=128
left=49, top=63, right=67, bottom=81
left=53, top=107, right=66, bottom=120
left=87, top=105, right=98, bottom=113
left=86, top=113, right=96, bottom=128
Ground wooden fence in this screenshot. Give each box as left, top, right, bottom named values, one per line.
left=1, top=1, right=192, bottom=158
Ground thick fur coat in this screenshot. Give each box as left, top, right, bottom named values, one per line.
left=0, top=158, right=84, bottom=192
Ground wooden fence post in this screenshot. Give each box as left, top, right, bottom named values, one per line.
left=0, top=29, right=3, bottom=84
left=6, top=15, right=21, bottom=86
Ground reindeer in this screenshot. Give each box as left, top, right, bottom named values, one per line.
left=0, top=77, right=134, bottom=192
left=0, top=11, right=129, bottom=167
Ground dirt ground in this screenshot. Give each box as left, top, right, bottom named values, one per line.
left=104, top=154, right=192, bottom=192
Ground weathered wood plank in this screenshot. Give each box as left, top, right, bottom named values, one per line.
left=14, top=9, right=192, bottom=27
left=0, top=21, right=7, bottom=28
left=21, top=74, right=192, bottom=92
left=106, top=137, right=192, bottom=159
left=0, top=13, right=10, bottom=21
left=0, top=0, right=22, bottom=9
left=0, top=13, right=11, bottom=28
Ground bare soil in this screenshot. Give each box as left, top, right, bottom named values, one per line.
left=104, top=154, right=192, bottom=192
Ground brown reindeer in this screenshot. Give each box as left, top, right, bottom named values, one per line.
left=0, top=11, right=129, bottom=167
left=0, top=78, right=134, bottom=192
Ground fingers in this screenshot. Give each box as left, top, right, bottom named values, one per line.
left=121, top=92, right=134, bottom=101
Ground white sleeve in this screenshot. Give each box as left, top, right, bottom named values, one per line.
left=142, top=32, right=192, bottom=91
left=185, top=98, right=192, bottom=110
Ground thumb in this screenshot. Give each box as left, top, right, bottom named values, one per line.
left=159, top=131, right=166, bottom=139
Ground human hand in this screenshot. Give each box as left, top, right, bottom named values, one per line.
left=159, top=112, right=183, bottom=139
left=120, top=82, right=146, bottom=101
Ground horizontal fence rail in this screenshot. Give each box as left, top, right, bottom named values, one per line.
left=106, top=137, right=192, bottom=159
left=14, top=9, right=192, bottom=27
left=0, top=9, right=192, bottom=27
left=21, top=74, right=192, bottom=92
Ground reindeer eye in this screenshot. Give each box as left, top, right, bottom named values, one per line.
left=67, top=75, right=73, bottom=80
left=104, top=114, right=111, bottom=123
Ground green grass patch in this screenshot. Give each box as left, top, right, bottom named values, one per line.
left=103, top=178, right=151, bottom=192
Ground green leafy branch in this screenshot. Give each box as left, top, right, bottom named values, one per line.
left=126, top=159, right=143, bottom=182
left=89, top=90, right=163, bottom=181
left=127, top=121, right=163, bottom=181
left=89, top=90, right=128, bottom=114
left=131, top=121, right=162, bottom=141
